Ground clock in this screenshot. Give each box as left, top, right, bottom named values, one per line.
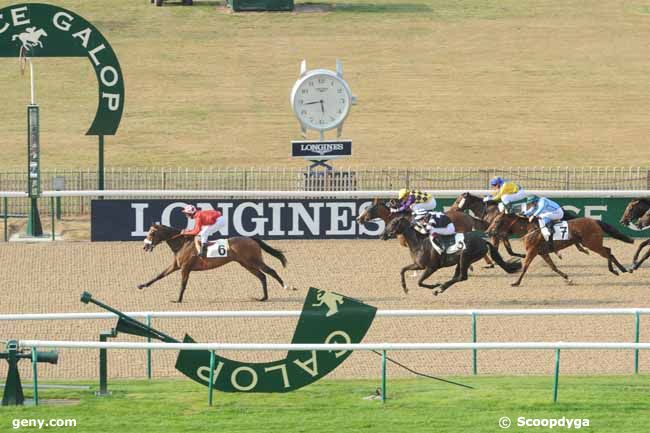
left=290, top=59, right=356, bottom=138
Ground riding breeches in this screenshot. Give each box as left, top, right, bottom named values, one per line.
left=501, top=189, right=527, bottom=205
left=427, top=223, right=456, bottom=236
left=198, top=217, right=226, bottom=243
left=412, top=198, right=437, bottom=213
left=537, top=208, right=564, bottom=227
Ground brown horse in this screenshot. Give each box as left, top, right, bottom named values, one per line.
left=620, top=198, right=650, bottom=272
left=450, top=192, right=525, bottom=260
left=357, top=198, right=493, bottom=265
left=620, top=198, right=650, bottom=229
left=488, top=213, right=632, bottom=286
left=138, top=224, right=289, bottom=302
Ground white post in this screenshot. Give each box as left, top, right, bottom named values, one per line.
left=29, top=59, right=35, bottom=105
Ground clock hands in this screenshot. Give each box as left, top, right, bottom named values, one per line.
left=303, top=100, right=322, bottom=105
left=320, top=100, right=324, bottom=114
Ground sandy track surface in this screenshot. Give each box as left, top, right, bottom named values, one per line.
left=0, top=239, right=648, bottom=381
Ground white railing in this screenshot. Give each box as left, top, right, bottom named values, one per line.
left=2, top=307, right=650, bottom=321
left=15, top=340, right=650, bottom=351
left=35, top=189, right=650, bottom=198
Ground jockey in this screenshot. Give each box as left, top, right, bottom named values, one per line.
left=522, top=195, right=564, bottom=252
left=180, top=204, right=225, bottom=258
left=391, top=189, right=437, bottom=214
left=484, top=176, right=527, bottom=213
left=413, top=208, right=456, bottom=254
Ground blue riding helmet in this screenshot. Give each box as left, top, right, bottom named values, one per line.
left=489, top=176, right=504, bottom=187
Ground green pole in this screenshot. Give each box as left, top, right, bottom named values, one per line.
left=3, top=197, right=7, bottom=242
left=471, top=313, right=477, bottom=375
left=31, top=347, right=38, bottom=406
left=146, top=315, right=152, bottom=379
left=50, top=196, right=55, bottom=241
left=635, top=312, right=641, bottom=374
left=55, top=197, right=61, bottom=220
left=381, top=350, right=387, bottom=403
left=553, top=349, right=561, bottom=403
left=98, top=333, right=108, bottom=396
left=208, top=351, right=215, bottom=406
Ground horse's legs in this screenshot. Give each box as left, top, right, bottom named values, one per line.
left=632, top=240, right=650, bottom=271
left=575, top=243, right=589, bottom=255
left=259, top=263, right=289, bottom=290
left=417, top=267, right=440, bottom=290
left=503, top=238, right=526, bottom=259
left=540, top=253, right=572, bottom=284
left=175, top=265, right=193, bottom=303
left=138, top=261, right=179, bottom=289
left=434, top=256, right=469, bottom=296
left=401, top=263, right=424, bottom=293
left=244, top=266, right=268, bottom=301
left=585, top=243, right=623, bottom=275
left=511, top=248, right=538, bottom=287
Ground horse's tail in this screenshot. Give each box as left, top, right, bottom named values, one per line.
left=596, top=221, right=634, bottom=244
left=252, top=238, right=288, bottom=267
left=486, top=242, right=522, bottom=274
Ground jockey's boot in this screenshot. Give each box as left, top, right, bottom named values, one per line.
left=199, top=242, right=208, bottom=258
left=542, top=226, right=555, bottom=254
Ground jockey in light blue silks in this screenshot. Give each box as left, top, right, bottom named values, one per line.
left=522, top=195, right=564, bottom=252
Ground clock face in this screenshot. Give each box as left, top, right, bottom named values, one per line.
left=292, top=72, right=351, bottom=131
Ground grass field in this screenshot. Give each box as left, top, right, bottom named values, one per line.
left=1, top=0, right=649, bottom=169
left=1, top=376, right=649, bottom=432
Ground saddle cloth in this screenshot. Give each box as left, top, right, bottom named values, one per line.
left=430, top=233, right=466, bottom=255
left=206, top=239, right=229, bottom=258
left=550, top=221, right=570, bottom=241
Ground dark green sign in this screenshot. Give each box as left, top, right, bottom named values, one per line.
left=175, top=287, right=377, bottom=392
left=438, top=197, right=648, bottom=238
left=0, top=3, right=124, bottom=135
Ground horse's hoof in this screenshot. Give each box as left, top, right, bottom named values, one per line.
left=137, top=284, right=146, bottom=290
left=566, top=279, right=575, bottom=286
left=511, top=282, right=520, bottom=287
left=257, top=297, right=269, bottom=302
left=629, top=266, right=636, bottom=273
left=171, top=300, right=182, bottom=303
left=433, top=290, right=439, bottom=296
left=483, top=265, right=495, bottom=269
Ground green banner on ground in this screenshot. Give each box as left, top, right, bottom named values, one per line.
left=175, top=287, right=377, bottom=392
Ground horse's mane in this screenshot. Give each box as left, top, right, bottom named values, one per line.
left=638, top=198, right=650, bottom=206
left=153, top=224, right=182, bottom=235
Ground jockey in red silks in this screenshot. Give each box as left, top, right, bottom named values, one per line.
left=180, top=204, right=225, bottom=258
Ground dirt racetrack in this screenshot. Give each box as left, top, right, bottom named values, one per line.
left=0, top=239, right=649, bottom=382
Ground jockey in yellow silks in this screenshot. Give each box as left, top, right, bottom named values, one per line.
left=391, top=189, right=437, bottom=214
left=484, top=177, right=527, bottom=213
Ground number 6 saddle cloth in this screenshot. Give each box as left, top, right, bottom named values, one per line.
left=205, top=239, right=230, bottom=258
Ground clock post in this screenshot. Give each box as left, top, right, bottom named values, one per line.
left=289, top=59, right=357, bottom=184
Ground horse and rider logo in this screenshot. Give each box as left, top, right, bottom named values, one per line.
left=11, top=27, right=47, bottom=52
left=312, top=289, right=344, bottom=317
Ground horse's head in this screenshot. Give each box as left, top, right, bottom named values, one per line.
left=620, top=200, right=645, bottom=227
left=638, top=211, right=650, bottom=230
left=487, top=212, right=517, bottom=238
left=452, top=192, right=471, bottom=211
left=380, top=216, right=410, bottom=240
left=357, top=198, right=386, bottom=225
left=143, top=224, right=180, bottom=252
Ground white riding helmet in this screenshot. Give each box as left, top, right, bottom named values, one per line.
left=181, top=204, right=197, bottom=215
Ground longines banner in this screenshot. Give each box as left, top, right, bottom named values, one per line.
left=176, top=287, right=377, bottom=392
left=0, top=3, right=124, bottom=135
left=91, top=197, right=646, bottom=241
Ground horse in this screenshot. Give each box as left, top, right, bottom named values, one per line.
left=449, top=192, right=525, bottom=260
left=487, top=213, right=633, bottom=286
left=12, top=28, right=48, bottom=50
left=381, top=216, right=521, bottom=296
left=357, top=198, right=495, bottom=266
left=138, top=224, right=290, bottom=302
left=620, top=198, right=650, bottom=229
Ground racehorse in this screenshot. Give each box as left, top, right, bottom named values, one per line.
left=620, top=198, right=650, bottom=271
left=620, top=198, right=650, bottom=229
left=381, top=216, right=521, bottom=296
left=487, top=213, right=633, bottom=286
left=357, top=198, right=495, bottom=266
left=138, top=224, right=289, bottom=302
left=449, top=192, right=525, bottom=259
